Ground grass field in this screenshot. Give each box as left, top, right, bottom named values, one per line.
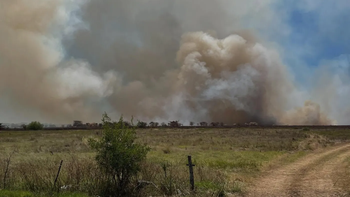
left=0, top=127, right=349, bottom=196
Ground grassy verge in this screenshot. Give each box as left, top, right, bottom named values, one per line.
left=0, top=190, right=89, bottom=197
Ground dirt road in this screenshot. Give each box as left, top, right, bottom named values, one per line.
left=244, top=143, right=350, bottom=197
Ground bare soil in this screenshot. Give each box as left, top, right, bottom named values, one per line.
left=243, top=143, right=350, bottom=197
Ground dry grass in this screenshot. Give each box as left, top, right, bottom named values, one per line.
left=0, top=127, right=347, bottom=196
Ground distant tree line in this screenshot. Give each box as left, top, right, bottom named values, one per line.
left=0, top=120, right=260, bottom=131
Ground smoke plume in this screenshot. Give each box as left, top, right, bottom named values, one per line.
left=0, top=0, right=343, bottom=125
left=0, top=0, right=116, bottom=123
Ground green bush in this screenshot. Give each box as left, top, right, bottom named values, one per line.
left=26, top=121, right=43, bottom=130
left=89, top=113, right=150, bottom=196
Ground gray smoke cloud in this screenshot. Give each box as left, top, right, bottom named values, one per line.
left=0, top=0, right=341, bottom=125
left=0, top=0, right=117, bottom=123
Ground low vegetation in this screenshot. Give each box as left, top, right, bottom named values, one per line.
left=26, top=121, right=44, bottom=130
left=0, top=121, right=350, bottom=196
left=88, top=113, right=150, bottom=196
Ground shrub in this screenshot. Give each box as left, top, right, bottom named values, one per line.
left=21, top=124, right=27, bottom=130
left=89, top=113, right=150, bottom=196
left=27, top=121, right=43, bottom=130
left=137, top=121, right=148, bottom=128
left=149, top=122, right=159, bottom=128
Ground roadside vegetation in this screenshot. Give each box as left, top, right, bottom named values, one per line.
left=0, top=118, right=350, bottom=196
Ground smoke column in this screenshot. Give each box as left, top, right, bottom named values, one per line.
left=0, top=0, right=116, bottom=123
left=0, top=0, right=342, bottom=125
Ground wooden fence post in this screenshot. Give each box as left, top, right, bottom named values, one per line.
left=3, top=150, right=16, bottom=189
left=186, top=155, right=195, bottom=191
left=54, top=160, right=63, bottom=188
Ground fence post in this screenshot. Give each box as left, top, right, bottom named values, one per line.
left=3, top=150, right=16, bottom=189
left=186, top=155, right=195, bottom=191
left=54, top=160, right=63, bottom=188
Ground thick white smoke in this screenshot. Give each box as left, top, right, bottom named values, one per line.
left=0, top=0, right=346, bottom=125
left=0, top=0, right=117, bottom=123
left=170, top=32, right=332, bottom=125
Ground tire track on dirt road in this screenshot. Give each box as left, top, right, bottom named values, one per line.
left=294, top=144, right=350, bottom=197
left=288, top=146, right=350, bottom=197
left=243, top=143, right=350, bottom=197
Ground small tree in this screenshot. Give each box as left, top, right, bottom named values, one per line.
left=21, top=124, right=27, bottom=130
left=200, top=122, right=208, bottom=126
left=149, top=122, right=159, bottom=128
left=89, top=113, right=150, bottom=196
left=168, top=121, right=180, bottom=127
left=137, top=121, right=147, bottom=128
left=27, top=121, right=43, bottom=130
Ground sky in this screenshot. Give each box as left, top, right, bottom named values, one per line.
left=275, top=1, right=350, bottom=77
left=0, top=0, right=350, bottom=125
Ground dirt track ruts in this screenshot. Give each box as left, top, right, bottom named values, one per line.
left=244, top=143, right=350, bottom=197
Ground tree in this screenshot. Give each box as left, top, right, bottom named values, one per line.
left=89, top=113, right=150, bottom=196
left=168, top=121, right=180, bottom=127
left=0, top=123, right=3, bottom=130
left=137, top=121, right=147, bottom=128
left=21, top=124, right=27, bottom=130
left=149, top=122, right=159, bottom=128
left=27, top=121, right=43, bottom=130
left=200, top=122, right=208, bottom=126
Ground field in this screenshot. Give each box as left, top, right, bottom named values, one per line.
left=1, top=127, right=350, bottom=196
